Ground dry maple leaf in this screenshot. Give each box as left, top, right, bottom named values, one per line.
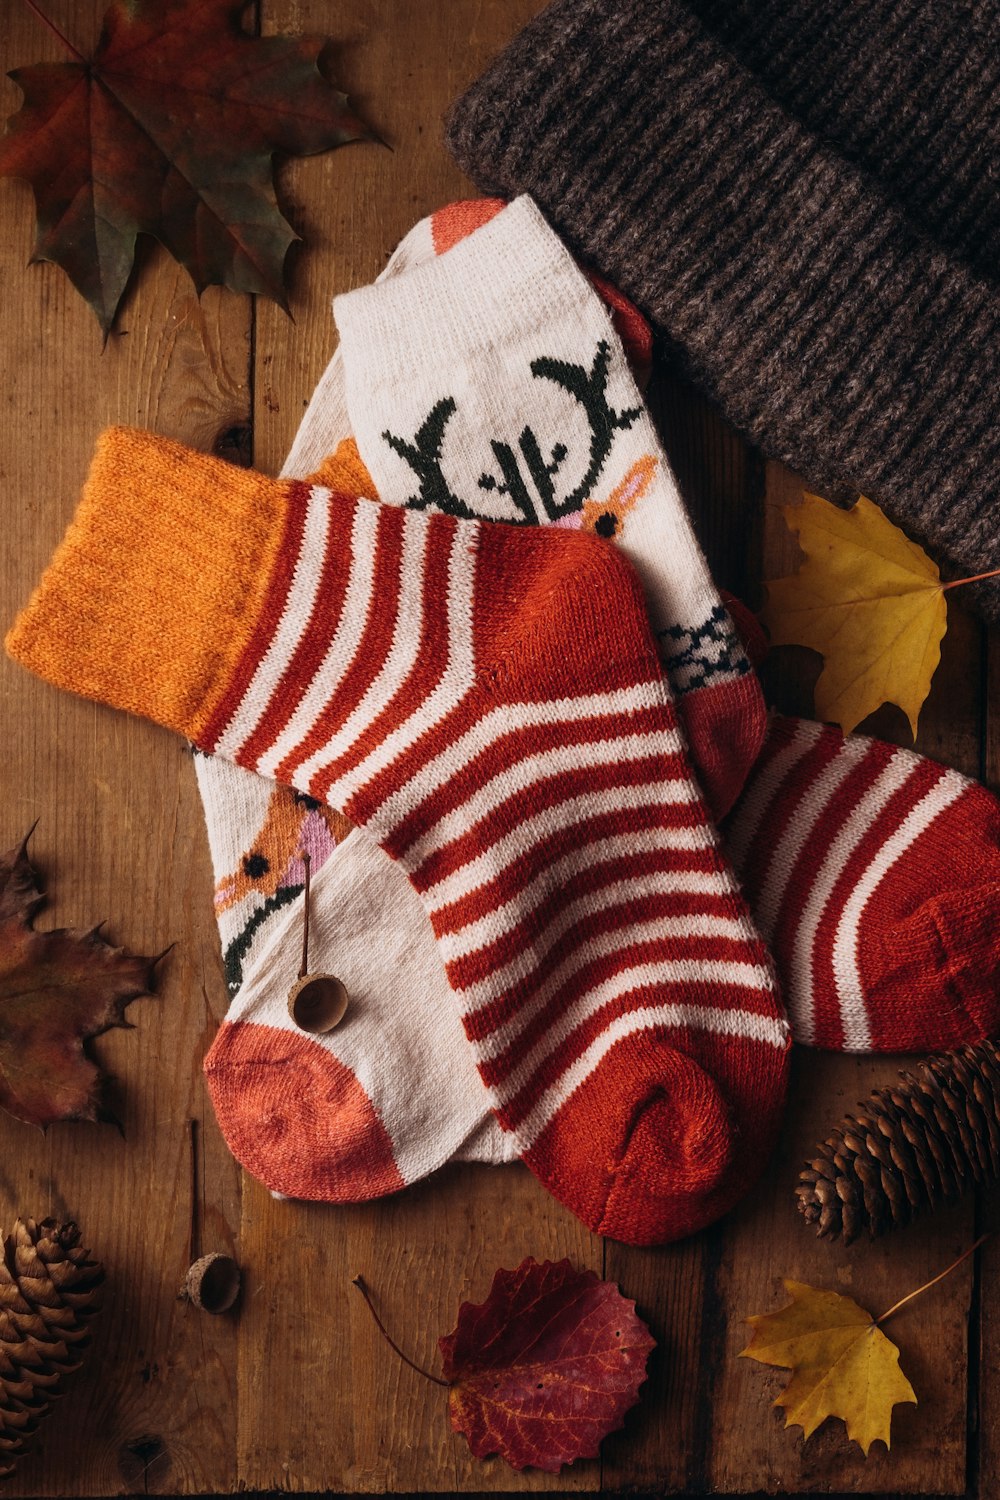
left=741, top=1280, right=916, bottom=1457
left=760, top=492, right=947, bottom=736
left=0, top=0, right=377, bottom=336
left=438, top=1258, right=655, bottom=1473
left=0, top=828, right=161, bottom=1128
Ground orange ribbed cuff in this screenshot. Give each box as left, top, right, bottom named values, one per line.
left=6, top=427, right=295, bottom=742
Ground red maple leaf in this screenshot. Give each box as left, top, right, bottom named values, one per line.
left=0, top=0, right=377, bottom=335
left=439, top=1257, right=655, bottom=1473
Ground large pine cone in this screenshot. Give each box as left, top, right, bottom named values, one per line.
left=796, top=1042, right=1000, bottom=1244
left=0, top=1218, right=103, bottom=1476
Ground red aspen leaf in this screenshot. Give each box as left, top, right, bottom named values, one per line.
left=0, top=829, right=161, bottom=1128
left=439, top=1257, right=655, bottom=1473
left=0, top=0, right=378, bottom=336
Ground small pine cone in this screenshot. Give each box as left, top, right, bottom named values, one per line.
left=0, top=1219, right=103, bottom=1476
left=796, top=1041, right=1000, bottom=1244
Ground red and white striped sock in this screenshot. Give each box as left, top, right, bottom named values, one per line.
left=724, top=715, right=1000, bottom=1052
left=200, top=694, right=1000, bottom=1210
left=8, top=429, right=789, bottom=1245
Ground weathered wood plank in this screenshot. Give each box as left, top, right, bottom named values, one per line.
left=0, top=2, right=248, bottom=1492
left=705, top=460, right=979, bottom=1495
left=238, top=1168, right=598, bottom=1493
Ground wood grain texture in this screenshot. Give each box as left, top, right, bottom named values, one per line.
left=700, top=459, right=983, bottom=1497
left=0, top=2, right=247, bottom=1495
left=0, top=0, right=993, bottom=1495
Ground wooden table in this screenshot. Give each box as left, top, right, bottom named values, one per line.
left=1, top=1, right=995, bottom=1495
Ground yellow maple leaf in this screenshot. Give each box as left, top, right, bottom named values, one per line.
left=741, top=1280, right=916, bottom=1456
left=760, top=493, right=946, bottom=736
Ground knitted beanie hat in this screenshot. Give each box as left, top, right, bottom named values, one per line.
left=445, top=0, right=1000, bottom=623
left=686, top=0, right=1000, bottom=285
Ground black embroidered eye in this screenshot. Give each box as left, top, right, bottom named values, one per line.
left=243, top=852, right=270, bottom=878
left=594, top=511, right=618, bottom=537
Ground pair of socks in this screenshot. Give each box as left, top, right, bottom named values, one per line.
left=12, top=199, right=1000, bottom=1237
left=192, top=197, right=767, bottom=1203
left=8, top=202, right=792, bottom=1246
left=8, top=423, right=789, bottom=1246
left=193, top=195, right=774, bottom=1210
left=195, top=197, right=1000, bottom=1208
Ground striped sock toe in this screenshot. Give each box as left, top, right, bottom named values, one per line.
left=724, top=715, right=1000, bottom=1052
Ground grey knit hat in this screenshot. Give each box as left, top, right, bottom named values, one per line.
left=687, top=0, right=1000, bottom=284
left=445, top=0, right=1000, bottom=622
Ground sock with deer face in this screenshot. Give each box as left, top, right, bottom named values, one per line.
left=294, top=196, right=762, bottom=823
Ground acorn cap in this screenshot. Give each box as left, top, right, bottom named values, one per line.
left=184, top=1253, right=241, bottom=1314
left=287, top=973, right=348, bottom=1034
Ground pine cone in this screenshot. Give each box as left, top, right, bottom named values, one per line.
left=0, top=1218, right=103, bottom=1476
left=796, top=1041, right=1000, bottom=1244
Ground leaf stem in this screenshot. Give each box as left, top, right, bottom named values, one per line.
left=942, top=566, right=1000, bottom=592
left=352, top=1276, right=449, bottom=1386
left=187, top=1117, right=199, bottom=1268
left=21, top=0, right=86, bottom=63
left=298, top=851, right=311, bottom=980
left=875, top=1234, right=990, bottom=1327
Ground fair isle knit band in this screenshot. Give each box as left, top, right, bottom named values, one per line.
left=444, top=0, right=1000, bottom=622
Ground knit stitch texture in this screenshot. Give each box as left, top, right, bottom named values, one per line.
left=7, top=426, right=789, bottom=1244
left=444, top=0, right=1000, bottom=621
left=687, top=0, right=1000, bottom=284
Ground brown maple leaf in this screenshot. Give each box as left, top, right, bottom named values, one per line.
left=0, top=828, right=162, bottom=1128
left=0, top=0, right=378, bottom=336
